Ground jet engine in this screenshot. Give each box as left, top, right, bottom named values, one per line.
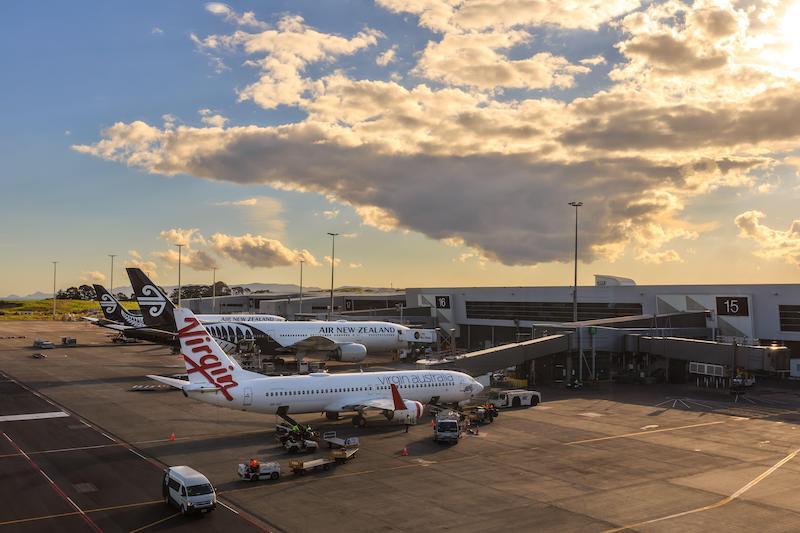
left=384, top=399, right=424, bottom=424
left=330, top=343, right=367, bottom=362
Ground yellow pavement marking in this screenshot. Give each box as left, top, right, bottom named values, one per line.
left=602, top=446, right=800, bottom=533
left=565, top=421, right=725, bottom=445
left=128, top=511, right=180, bottom=533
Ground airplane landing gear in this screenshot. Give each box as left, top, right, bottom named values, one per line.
left=351, top=414, right=367, bottom=427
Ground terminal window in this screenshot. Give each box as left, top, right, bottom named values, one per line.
left=779, top=305, right=800, bottom=332
left=465, top=301, right=642, bottom=322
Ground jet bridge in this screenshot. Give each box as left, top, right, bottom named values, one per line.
left=418, top=334, right=569, bottom=375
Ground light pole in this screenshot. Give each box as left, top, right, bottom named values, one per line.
left=108, top=254, right=116, bottom=295
left=299, top=259, right=305, bottom=317
left=176, top=243, right=185, bottom=307
left=396, top=302, right=404, bottom=325
left=568, top=202, right=583, bottom=322
left=568, top=201, right=583, bottom=384
left=327, top=233, right=338, bottom=319
left=211, top=267, right=217, bottom=313
left=52, top=261, right=58, bottom=320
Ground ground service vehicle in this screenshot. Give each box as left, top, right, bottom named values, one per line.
left=466, top=404, right=498, bottom=424
left=162, top=466, right=216, bottom=515
left=33, top=339, right=54, bottom=349
left=284, top=437, right=319, bottom=454
left=237, top=460, right=281, bottom=482
left=487, top=389, right=541, bottom=408
left=434, top=411, right=462, bottom=443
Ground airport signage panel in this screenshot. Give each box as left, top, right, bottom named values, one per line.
left=435, top=296, right=450, bottom=309
left=715, top=296, right=749, bottom=316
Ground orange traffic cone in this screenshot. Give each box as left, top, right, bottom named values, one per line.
left=170, top=432, right=176, bottom=442
left=475, top=427, right=479, bottom=435
left=401, top=447, right=409, bottom=457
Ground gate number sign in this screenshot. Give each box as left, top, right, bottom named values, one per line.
left=715, top=297, right=749, bottom=317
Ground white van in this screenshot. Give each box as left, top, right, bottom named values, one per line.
left=162, top=466, right=217, bottom=515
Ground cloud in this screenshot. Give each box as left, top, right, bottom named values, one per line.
left=158, top=228, right=206, bottom=246
left=216, top=197, right=259, bottom=206
left=210, top=233, right=319, bottom=268
left=735, top=210, right=800, bottom=266
left=376, top=0, right=641, bottom=32
left=205, top=2, right=268, bottom=29
left=74, top=117, right=766, bottom=266
left=348, top=262, right=363, bottom=268
left=580, top=55, right=606, bottom=66
left=152, top=27, right=164, bottom=35
left=200, top=113, right=229, bottom=127
left=376, top=45, right=398, bottom=66
left=75, top=1, right=800, bottom=270
left=353, top=205, right=399, bottom=232
left=124, top=250, right=158, bottom=279
left=324, top=256, right=342, bottom=267
left=193, top=15, right=382, bottom=109
left=414, top=30, right=589, bottom=89
left=81, top=271, right=107, bottom=283
left=322, top=209, right=339, bottom=219
left=153, top=228, right=217, bottom=271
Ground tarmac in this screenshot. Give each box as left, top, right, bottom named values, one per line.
left=3, top=320, right=800, bottom=532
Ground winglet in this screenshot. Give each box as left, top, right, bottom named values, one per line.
left=390, top=383, right=405, bottom=411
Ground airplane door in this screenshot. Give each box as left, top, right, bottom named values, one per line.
left=243, top=387, right=253, bottom=407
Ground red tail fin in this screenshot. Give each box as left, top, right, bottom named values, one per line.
left=390, top=384, right=405, bottom=410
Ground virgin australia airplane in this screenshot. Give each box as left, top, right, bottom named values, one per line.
left=127, top=268, right=435, bottom=362
left=148, top=307, right=481, bottom=426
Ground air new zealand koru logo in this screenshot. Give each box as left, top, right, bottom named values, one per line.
left=139, top=284, right=167, bottom=317
left=99, top=293, right=117, bottom=314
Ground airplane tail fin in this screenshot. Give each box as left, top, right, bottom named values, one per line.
left=173, top=307, right=262, bottom=395
left=390, top=384, right=406, bottom=411
left=126, top=268, right=176, bottom=331
left=93, top=285, right=144, bottom=327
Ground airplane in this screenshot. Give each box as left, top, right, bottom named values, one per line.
left=127, top=268, right=435, bottom=362
left=90, top=284, right=285, bottom=327
left=148, top=307, right=482, bottom=426
left=82, top=284, right=177, bottom=345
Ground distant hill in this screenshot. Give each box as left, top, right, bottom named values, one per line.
left=0, top=291, right=53, bottom=300
left=0, top=283, right=408, bottom=300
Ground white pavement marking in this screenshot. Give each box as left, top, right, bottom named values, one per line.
left=218, top=501, right=239, bottom=514
left=566, top=421, right=726, bottom=445
left=602, top=446, right=800, bottom=532
left=0, top=411, right=69, bottom=422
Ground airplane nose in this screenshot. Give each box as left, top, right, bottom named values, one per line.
left=472, top=379, right=484, bottom=395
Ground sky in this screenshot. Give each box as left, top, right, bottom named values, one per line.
left=4, top=0, right=800, bottom=296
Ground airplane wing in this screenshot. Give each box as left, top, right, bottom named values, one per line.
left=279, top=335, right=338, bottom=351
left=324, top=396, right=396, bottom=413
left=82, top=316, right=99, bottom=323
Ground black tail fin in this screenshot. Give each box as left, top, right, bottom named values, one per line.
left=125, top=268, right=177, bottom=331
left=93, top=285, right=145, bottom=327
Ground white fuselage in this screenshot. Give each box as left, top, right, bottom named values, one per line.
left=187, top=370, right=474, bottom=414
left=198, top=314, right=284, bottom=323
left=204, top=320, right=410, bottom=353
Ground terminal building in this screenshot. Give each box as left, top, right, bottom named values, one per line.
left=407, top=275, right=800, bottom=353
left=407, top=275, right=798, bottom=383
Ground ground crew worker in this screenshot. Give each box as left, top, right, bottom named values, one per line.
left=249, top=458, right=259, bottom=473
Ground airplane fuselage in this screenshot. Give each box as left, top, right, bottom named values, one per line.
left=185, top=370, right=474, bottom=414
left=204, top=320, right=410, bottom=354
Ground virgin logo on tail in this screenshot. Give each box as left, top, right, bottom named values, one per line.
left=139, top=285, right=167, bottom=317
left=99, top=293, right=118, bottom=314
left=178, top=316, right=239, bottom=401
